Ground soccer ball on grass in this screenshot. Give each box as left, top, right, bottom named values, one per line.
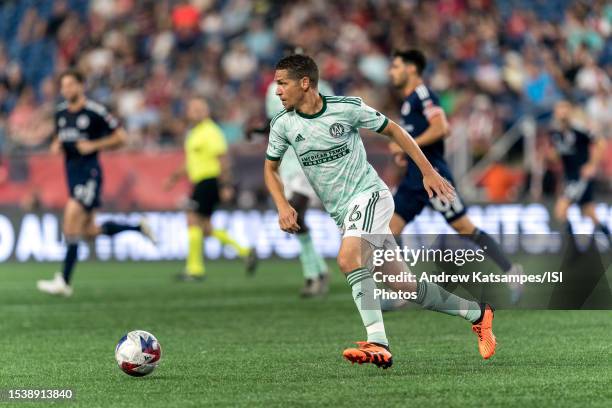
left=115, top=330, right=162, bottom=377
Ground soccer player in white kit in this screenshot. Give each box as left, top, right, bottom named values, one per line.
left=265, top=78, right=333, bottom=297
left=264, top=55, right=497, bottom=368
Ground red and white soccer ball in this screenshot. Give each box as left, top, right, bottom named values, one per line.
left=115, top=330, right=162, bottom=377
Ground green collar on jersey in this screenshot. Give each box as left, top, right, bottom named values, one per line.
left=296, top=94, right=327, bottom=119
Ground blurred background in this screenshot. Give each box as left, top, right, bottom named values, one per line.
left=0, top=0, right=610, bottom=223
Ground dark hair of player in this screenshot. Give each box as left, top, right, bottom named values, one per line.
left=59, top=69, right=85, bottom=84
left=393, top=49, right=427, bottom=75
left=275, top=54, right=319, bottom=87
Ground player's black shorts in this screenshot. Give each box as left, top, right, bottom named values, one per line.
left=66, top=164, right=102, bottom=212
left=394, top=170, right=467, bottom=225
left=563, top=179, right=594, bottom=205
left=189, top=177, right=220, bottom=217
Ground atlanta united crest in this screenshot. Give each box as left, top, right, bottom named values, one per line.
left=329, top=122, right=348, bottom=138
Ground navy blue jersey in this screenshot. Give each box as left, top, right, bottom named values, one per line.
left=399, top=84, right=446, bottom=186
left=55, top=99, right=119, bottom=210
left=56, top=99, right=119, bottom=166
left=550, top=126, right=592, bottom=181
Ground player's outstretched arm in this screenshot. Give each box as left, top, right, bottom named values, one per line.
left=264, top=159, right=300, bottom=233
left=163, top=163, right=187, bottom=191
left=381, top=120, right=455, bottom=203
left=76, top=128, right=127, bottom=155
left=414, top=112, right=449, bottom=148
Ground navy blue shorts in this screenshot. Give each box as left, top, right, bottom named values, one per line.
left=394, top=173, right=467, bottom=225
left=563, top=179, right=594, bottom=205
left=66, top=165, right=102, bottom=212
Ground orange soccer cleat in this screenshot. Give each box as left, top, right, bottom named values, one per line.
left=342, top=341, right=393, bottom=369
left=472, top=303, right=496, bottom=359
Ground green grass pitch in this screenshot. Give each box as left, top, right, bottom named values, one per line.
left=1, top=260, right=611, bottom=407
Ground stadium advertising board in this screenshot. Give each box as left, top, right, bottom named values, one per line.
left=1, top=203, right=611, bottom=262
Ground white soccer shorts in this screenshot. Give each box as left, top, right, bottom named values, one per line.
left=341, top=189, right=395, bottom=247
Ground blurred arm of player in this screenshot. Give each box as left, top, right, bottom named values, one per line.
left=218, top=153, right=235, bottom=202
left=414, top=111, right=450, bottom=147
left=581, top=135, right=606, bottom=179
left=264, top=159, right=300, bottom=233
left=163, top=162, right=187, bottom=191
left=388, top=112, right=448, bottom=166
left=381, top=120, right=455, bottom=203
left=76, top=127, right=127, bottom=155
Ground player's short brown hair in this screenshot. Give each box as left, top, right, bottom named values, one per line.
left=275, top=54, right=319, bottom=86
left=393, top=49, right=427, bottom=75
left=59, top=69, right=85, bottom=84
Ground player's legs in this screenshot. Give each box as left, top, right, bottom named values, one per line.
left=195, top=178, right=255, bottom=273
left=576, top=182, right=610, bottom=238
left=450, top=215, right=513, bottom=273
left=61, top=199, right=88, bottom=285
left=338, top=236, right=393, bottom=368
left=208, top=219, right=256, bottom=274
left=450, top=215, right=523, bottom=303
left=389, top=213, right=406, bottom=237
left=554, top=196, right=572, bottom=234
left=338, top=191, right=394, bottom=367
left=580, top=202, right=611, bottom=239
left=83, top=215, right=153, bottom=242
left=37, top=199, right=87, bottom=296
left=337, top=236, right=388, bottom=344
left=379, top=240, right=482, bottom=321
left=182, top=178, right=255, bottom=280
left=376, top=236, right=496, bottom=359
left=184, top=210, right=206, bottom=278
left=289, top=192, right=329, bottom=297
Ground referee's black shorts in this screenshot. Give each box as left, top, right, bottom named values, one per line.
left=189, top=177, right=220, bottom=217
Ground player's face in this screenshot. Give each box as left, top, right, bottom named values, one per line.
left=274, top=69, right=302, bottom=110
left=554, top=101, right=572, bottom=123
left=186, top=99, right=209, bottom=124
left=389, top=57, right=409, bottom=88
left=60, top=76, right=84, bottom=103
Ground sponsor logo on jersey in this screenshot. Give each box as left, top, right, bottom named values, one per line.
left=299, top=143, right=350, bottom=166
left=329, top=122, right=349, bottom=138
left=58, top=117, right=67, bottom=128
left=401, top=101, right=411, bottom=116
left=347, top=223, right=357, bottom=230
left=76, top=114, right=90, bottom=129
left=58, top=128, right=81, bottom=142
left=295, top=133, right=305, bottom=142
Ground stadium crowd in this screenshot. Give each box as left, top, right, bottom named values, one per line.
left=0, top=0, right=610, bottom=201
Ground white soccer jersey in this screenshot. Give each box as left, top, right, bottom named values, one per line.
left=266, top=95, right=390, bottom=225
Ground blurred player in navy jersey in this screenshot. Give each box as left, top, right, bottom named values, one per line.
left=549, top=100, right=609, bottom=242
left=37, top=70, right=155, bottom=297
left=385, top=50, right=524, bottom=307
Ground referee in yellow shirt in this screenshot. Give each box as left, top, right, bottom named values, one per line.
left=164, top=96, right=257, bottom=280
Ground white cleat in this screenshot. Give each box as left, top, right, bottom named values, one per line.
left=140, top=219, right=157, bottom=245
left=37, top=272, right=73, bottom=297
left=506, top=263, right=524, bottom=305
